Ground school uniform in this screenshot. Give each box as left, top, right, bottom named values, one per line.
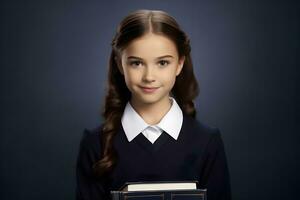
left=76, top=97, right=231, bottom=200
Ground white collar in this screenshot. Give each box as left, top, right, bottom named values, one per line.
left=121, top=96, right=183, bottom=142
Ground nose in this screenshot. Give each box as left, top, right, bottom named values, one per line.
left=142, top=66, right=156, bottom=82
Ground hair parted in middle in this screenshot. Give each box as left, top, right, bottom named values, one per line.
left=92, top=9, right=199, bottom=178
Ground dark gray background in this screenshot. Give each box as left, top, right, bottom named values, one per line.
left=1, top=0, right=299, bottom=199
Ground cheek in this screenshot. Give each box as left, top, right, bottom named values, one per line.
left=161, top=73, right=177, bottom=87
left=123, top=70, right=140, bottom=87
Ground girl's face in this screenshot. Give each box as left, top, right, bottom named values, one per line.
left=118, top=33, right=185, bottom=106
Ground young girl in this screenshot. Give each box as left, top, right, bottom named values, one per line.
left=76, top=9, right=231, bottom=200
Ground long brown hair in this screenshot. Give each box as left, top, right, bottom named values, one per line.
left=92, top=9, right=199, bottom=178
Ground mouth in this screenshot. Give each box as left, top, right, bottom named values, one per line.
left=139, top=86, right=160, bottom=93
left=140, top=86, right=159, bottom=89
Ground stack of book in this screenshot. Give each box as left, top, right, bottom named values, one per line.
left=111, top=180, right=206, bottom=200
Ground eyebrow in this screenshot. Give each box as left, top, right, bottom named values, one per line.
left=127, top=55, right=174, bottom=60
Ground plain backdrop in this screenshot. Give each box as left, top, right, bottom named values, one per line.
left=1, top=0, right=299, bottom=199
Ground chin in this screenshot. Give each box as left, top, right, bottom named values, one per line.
left=134, top=94, right=160, bottom=104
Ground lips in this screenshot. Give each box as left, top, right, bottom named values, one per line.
left=140, top=86, right=159, bottom=89
left=140, top=86, right=159, bottom=93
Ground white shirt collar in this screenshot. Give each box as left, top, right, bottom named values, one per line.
left=121, top=96, right=183, bottom=142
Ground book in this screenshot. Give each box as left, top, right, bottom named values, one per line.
left=120, top=181, right=197, bottom=191
left=111, top=180, right=206, bottom=200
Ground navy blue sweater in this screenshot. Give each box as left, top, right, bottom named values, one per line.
left=76, top=113, right=231, bottom=200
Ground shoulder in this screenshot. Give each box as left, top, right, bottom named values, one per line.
left=182, top=113, right=222, bottom=148
left=182, top=114, right=227, bottom=160
left=79, top=124, right=103, bottom=152
left=183, top=113, right=220, bottom=137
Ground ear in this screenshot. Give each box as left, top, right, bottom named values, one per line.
left=115, top=56, right=124, bottom=75
left=176, top=56, right=185, bottom=76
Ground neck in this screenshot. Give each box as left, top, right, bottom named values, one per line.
left=130, top=96, right=172, bottom=125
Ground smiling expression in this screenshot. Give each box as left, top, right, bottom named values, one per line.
left=118, top=33, right=185, bottom=105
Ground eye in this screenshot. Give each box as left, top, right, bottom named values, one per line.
left=158, top=60, right=170, bottom=67
left=129, top=60, right=143, bottom=67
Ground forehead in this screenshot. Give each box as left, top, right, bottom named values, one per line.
left=122, top=33, right=178, bottom=59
